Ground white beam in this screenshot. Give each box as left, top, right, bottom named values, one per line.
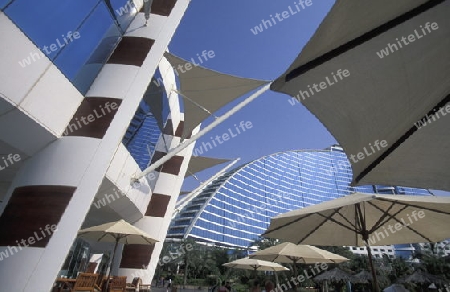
left=132, top=82, right=271, bottom=182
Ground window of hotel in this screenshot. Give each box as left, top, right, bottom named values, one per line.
left=123, top=72, right=170, bottom=170
left=4, top=0, right=135, bottom=94
left=168, top=148, right=432, bottom=248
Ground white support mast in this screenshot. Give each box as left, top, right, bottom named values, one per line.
left=131, top=82, right=272, bottom=182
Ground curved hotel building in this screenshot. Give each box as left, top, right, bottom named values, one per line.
left=168, top=146, right=431, bottom=257
left=0, top=1, right=194, bottom=291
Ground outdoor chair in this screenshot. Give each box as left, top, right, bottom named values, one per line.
left=125, top=277, right=141, bottom=292
left=139, top=279, right=151, bottom=292
left=109, top=276, right=127, bottom=292
left=72, top=273, right=101, bottom=292
left=123, top=277, right=150, bottom=292
left=95, top=275, right=108, bottom=291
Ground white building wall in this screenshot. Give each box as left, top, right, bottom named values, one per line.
left=347, top=245, right=396, bottom=259
left=418, top=241, right=450, bottom=256
left=117, top=53, right=198, bottom=283
left=0, top=0, right=192, bottom=291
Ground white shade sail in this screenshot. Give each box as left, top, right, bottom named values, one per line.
left=271, top=0, right=450, bottom=191
left=185, top=155, right=230, bottom=177
left=164, top=52, right=267, bottom=138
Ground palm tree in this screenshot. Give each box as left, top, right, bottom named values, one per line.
left=249, top=237, right=279, bottom=252
left=388, top=257, right=412, bottom=283
left=414, top=244, right=450, bottom=280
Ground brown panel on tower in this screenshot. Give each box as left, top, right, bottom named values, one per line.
left=107, top=37, right=154, bottom=67
left=152, top=0, right=177, bottom=16
left=174, top=121, right=184, bottom=137
left=120, top=244, right=155, bottom=269
left=163, top=119, right=174, bottom=135
left=139, top=0, right=177, bottom=16
left=145, top=193, right=171, bottom=217
left=158, top=155, right=184, bottom=175
left=150, top=151, right=184, bottom=175
left=0, top=185, right=75, bottom=247
left=63, top=97, right=122, bottom=139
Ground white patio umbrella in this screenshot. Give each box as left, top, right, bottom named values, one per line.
left=270, top=0, right=450, bottom=191
left=78, top=219, right=158, bottom=290
left=249, top=243, right=347, bottom=291
left=223, top=257, right=289, bottom=286
left=249, top=242, right=348, bottom=264
left=223, top=257, right=289, bottom=272
left=263, top=193, right=450, bottom=292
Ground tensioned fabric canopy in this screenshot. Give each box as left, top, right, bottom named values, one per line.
left=143, top=76, right=165, bottom=131
left=185, top=156, right=230, bottom=177
left=271, top=0, right=450, bottom=191
left=164, top=52, right=267, bottom=139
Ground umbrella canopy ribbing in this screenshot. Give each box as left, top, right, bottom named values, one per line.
left=270, top=0, right=450, bottom=191
left=264, top=193, right=450, bottom=292
left=264, top=193, right=450, bottom=246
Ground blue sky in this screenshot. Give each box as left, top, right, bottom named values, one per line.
left=169, top=0, right=337, bottom=191
left=168, top=0, right=449, bottom=196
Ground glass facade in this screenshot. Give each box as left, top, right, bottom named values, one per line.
left=123, top=73, right=171, bottom=170
left=168, top=146, right=431, bottom=248
left=2, top=0, right=137, bottom=93
left=395, top=244, right=417, bottom=260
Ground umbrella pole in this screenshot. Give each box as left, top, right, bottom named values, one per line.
left=292, top=260, right=298, bottom=292
left=364, top=241, right=379, bottom=292
left=274, top=271, right=280, bottom=288
left=105, top=237, right=120, bottom=291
